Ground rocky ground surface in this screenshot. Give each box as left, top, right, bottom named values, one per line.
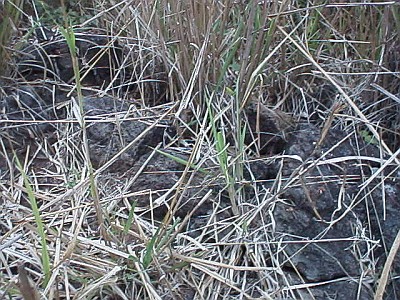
left=1, top=30, right=399, bottom=299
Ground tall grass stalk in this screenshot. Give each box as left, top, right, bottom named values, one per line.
left=59, top=25, right=108, bottom=240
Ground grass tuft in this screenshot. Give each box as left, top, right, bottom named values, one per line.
left=0, top=1, right=399, bottom=299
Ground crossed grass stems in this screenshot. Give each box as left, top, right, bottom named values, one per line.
left=0, top=0, right=400, bottom=299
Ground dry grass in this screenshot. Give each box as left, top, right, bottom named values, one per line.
left=0, top=1, right=400, bottom=299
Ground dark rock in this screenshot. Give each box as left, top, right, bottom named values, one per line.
left=244, top=101, right=294, bottom=155
left=0, top=85, right=63, bottom=149
left=17, top=31, right=121, bottom=84
left=272, top=201, right=361, bottom=282
left=125, top=148, right=223, bottom=221
left=251, top=121, right=400, bottom=297
left=16, top=29, right=168, bottom=104
left=279, top=122, right=382, bottom=219
left=82, top=96, right=170, bottom=172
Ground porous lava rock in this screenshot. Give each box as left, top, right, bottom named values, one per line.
left=255, top=121, right=399, bottom=298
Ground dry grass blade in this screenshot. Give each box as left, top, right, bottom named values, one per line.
left=17, top=264, right=40, bottom=300
left=74, top=266, right=124, bottom=299
left=371, top=82, right=400, bottom=105
left=375, top=229, right=400, bottom=300
left=276, top=24, right=399, bottom=163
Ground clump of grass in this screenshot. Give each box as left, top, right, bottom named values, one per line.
left=0, top=0, right=23, bottom=77
left=1, top=1, right=400, bottom=299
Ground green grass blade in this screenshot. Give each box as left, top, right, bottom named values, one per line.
left=142, top=227, right=160, bottom=269
left=154, top=148, right=207, bottom=174
left=123, top=201, right=137, bottom=235
left=14, top=155, right=51, bottom=287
